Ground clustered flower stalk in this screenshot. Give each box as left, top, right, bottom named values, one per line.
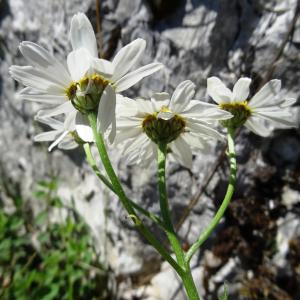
left=10, top=12, right=297, bottom=300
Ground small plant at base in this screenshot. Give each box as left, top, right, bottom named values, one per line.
left=0, top=179, right=112, bottom=300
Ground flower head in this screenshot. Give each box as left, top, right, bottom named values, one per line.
left=34, top=112, right=94, bottom=152
left=207, top=77, right=296, bottom=135
left=9, top=12, right=163, bottom=144
left=115, top=80, right=232, bottom=168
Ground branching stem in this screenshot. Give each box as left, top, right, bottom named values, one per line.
left=185, top=128, right=237, bottom=263
left=157, top=143, right=200, bottom=300
left=87, top=112, right=183, bottom=276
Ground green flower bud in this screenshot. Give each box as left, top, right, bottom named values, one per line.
left=65, top=74, right=110, bottom=114
left=219, top=101, right=252, bottom=129
left=142, top=112, right=186, bottom=144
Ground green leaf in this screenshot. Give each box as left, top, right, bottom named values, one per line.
left=35, top=211, right=48, bottom=226
left=37, top=179, right=58, bottom=191
left=34, top=190, right=46, bottom=198
left=38, top=231, right=50, bottom=244
left=41, top=284, right=60, bottom=300
left=50, top=197, right=63, bottom=208
left=10, top=217, right=24, bottom=231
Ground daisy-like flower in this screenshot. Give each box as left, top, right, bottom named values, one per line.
left=207, top=77, right=297, bottom=136
left=115, top=80, right=232, bottom=168
left=34, top=113, right=94, bottom=152
left=9, top=12, right=163, bottom=143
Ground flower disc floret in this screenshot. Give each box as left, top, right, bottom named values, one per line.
left=65, top=74, right=110, bottom=114
left=142, top=113, right=186, bottom=145
left=219, top=101, right=252, bottom=129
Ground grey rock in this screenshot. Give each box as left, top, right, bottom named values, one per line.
left=273, top=213, right=300, bottom=268
left=1, top=0, right=300, bottom=298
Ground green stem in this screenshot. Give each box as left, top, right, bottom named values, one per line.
left=83, top=143, right=114, bottom=190
left=157, top=143, right=200, bottom=300
left=83, top=143, right=164, bottom=227
left=157, top=143, right=186, bottom=267
left=185, top=127, right=237, bottom=263
left=87, top=112, right=183, bottom=276
left=182, top=266, right=201, bottom=300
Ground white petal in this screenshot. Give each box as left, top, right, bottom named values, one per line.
left=114, top=63, right=163, bottom=93
left=123, top=134, right=148, bottom=157
left=187, top=121, right=224, bottom=140
left=126, top=148, right=141, bottom=164
left=253, top=110, right=296, bottom=127
left=112, top=38, right=146, bottom=82
left=281, top=98, right=296, bottom=107
left=151, top=92, right=170, bottom=102
left=76, top=125, right=94, bottom=143
left=19, top=41, right=71, bottom=86
left=117, top=117, right=142, bottom=129
left=232, top=77, right=251, bottom=101
left=151, top=92, right=170, bottom=111
left=97, top=85, right=116, bottom=139
left=9, top=66, right=65, bottom=94
left=135, top=98, right=154, bottom=115
left=114, top=128, right=142, bottom=145
left=69, top=13, right=98, bottom=57
left=34, top=115, right=63, bottom=130
left=182, top=133, right=210, bottom=153
left=36, top=101, right=74, bottom=118
left=207, top=77, right=233, bottom=104
left=170, top=136, right=193, bottom=168
left=93, top=58, right=114, bottom=77
left=18, top=88, right=67, bottom=104
left=116, top=94, right=138, bottom=116
left=138, top=141, right=156, bottom=167
left=169, top=80, right=196, bottom=113
left=67, top=48, right=91, bottom=81
left=48, top=131, right=69, bottom=151
left=64, top=110, right=77, bottom=131
left=143, top=142, right=157, bottom=167
left=182, top=100, right=232, bottom=120
left=244, top=116, right=272, bottom=137
left=75, top=113, right=94, bottom=142
left=157, top=111, right=175, bottom=120
left=34, top=130, right=62, bottom=142
left=249, top=79, right=281, bottom=108
left=58, top=139, right=78, bottom=150
left=108, top=113, right=116, bottom=144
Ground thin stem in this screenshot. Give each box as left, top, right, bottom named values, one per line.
left=157, top=143, right=200, bottom=300
left=83, top=143, right=165, bottom=227
left=87, top=112, right=183, bottom=276
left=182, top=266, right=201, bottom=300
left=185, top=128, right=237, bottom=263
left=157, top=143, right=186, bottom=267
left=84, top=143, right=114, bottom=190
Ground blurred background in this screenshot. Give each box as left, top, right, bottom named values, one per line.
left=1, top=0, right=300, bottom=299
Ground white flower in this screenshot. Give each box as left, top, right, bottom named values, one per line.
left=34, top=112, right=93, bottom=152
left=207, top=77, right=297, bottom=136
left=9, top=12, right=163, bottom=143
left=115, top=80, right=232, bottom=168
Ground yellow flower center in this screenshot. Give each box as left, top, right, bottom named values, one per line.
left=65, top=82, right=77, bottom=99
left=65, top=74, right=110, bottom=114
left=160, top=106, right=171, bottom=113
left=219, top=101, right=252, bottom=129
left=142, top=108, right=186, bottom=145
